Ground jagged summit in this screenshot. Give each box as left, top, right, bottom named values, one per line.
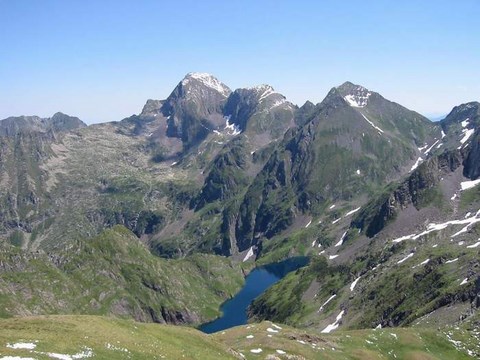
left=180, top=72, right=231, bottom=98
left=335, top=81, right=372, bottom=108
left=443, top=101, right=480, bottom=122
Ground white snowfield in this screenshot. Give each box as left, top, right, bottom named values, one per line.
left=329, top=254, right=339, bottom=260
left=460, top=179, right=480, bottom=191
left=467, top=241, right=480, bottom=248
left=392, top=209, right=480, bottom=243
left=343, top=91, right=371, bottom=107
left=321, top=310, right=345, bottom=333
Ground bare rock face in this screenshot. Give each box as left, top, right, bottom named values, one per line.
left=161, top=73, right=231, bottom=149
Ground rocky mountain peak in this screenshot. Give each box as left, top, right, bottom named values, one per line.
left=49, top=112, right=87, bottom=131
left=335, top=81, right=372, bottom=108
left=444, top=101, right=480, bottom=122
left=441, top=101, right=480, bottom=132
left=140, top=99, right=164, bottom=116
left=180, top=72, right=231, bottom=98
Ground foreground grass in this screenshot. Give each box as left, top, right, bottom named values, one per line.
left=0, top=316, right=476, bottom=359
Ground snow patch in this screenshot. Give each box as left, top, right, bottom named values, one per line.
left=321, top=310, right=345, bottom=333
left=344, top=92, right=371, bottom=107
left=305, top=220, right=312, bottom=228
left=250, top=348, right=262, bottom=354
left=424, top=140, right=440, bottom=155
left=224, top=116, right=241, bottom=136
left=243, top=247, right=254, bottom=262
left=410, top=157, right=423, bottom=172
left=446, top=258, right=458, bottom=264
left=350, top=277, right=361, bottom=291
left=460, top=179, right=480, bottom=191
left=461, top=119, right=469, bottom=128
left=329, top=255, right=339, bottom=260
left=276, top=350, right=286, bottom=355
left=467, top=241, right=480, bottom=248
left=257, top=85, right=276, bottom=102
left=412, top=259, right=430, bottom=269
left=460, top=128, right=474, bottom=145
left=0, top=357, right=37, bottom=360
left=6, top=343, right=36, bottom=350
left=329, top=204, right=336, bottom=210
left=267, top=328, right=279, bottom=333
left=345, top=207, right=361, bottom=217
left=392, top=234, right=416, bottom=243
left=246, top=335, right=254, bottom=339
left=183, top=73, right=230, bottom=97
left=361, top=114, right=384, bottom=134
left=460, top=278, right=468, bottom=285
left=318, top=294, right=336, bottom=312
left=332, top=218, right=340, bottom=225
left=441, top=130, right=446, bottom=139
left=335, top=232, right=347, bottom=247
left=392, top=209, right=480, bottom=242
left=356, top=169, right=361, bottom=175
left=397, top=253, right=414, bottom=264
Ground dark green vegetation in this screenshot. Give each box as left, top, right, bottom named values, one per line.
left=0, top=73, right=479, bottom=357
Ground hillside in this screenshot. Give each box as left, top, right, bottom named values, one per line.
left=0, top=315, right=477, bottom=359
left=0, top=74, right=479, bottom=357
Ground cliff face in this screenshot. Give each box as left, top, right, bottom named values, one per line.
left=352, top=150, right=464, bottom=237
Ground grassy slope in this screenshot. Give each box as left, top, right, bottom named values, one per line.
left=0, top=226, right=244, bottom=323
left=0, top=316, right=476, bottom=359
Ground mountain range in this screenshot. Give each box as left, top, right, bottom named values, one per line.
left=1, top=72, right=479, bottom=358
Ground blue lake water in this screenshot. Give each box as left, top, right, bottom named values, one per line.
left=199, top=257, right=308, bottom=334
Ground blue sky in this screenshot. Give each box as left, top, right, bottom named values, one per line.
left=1, top=0, right=479, bottom=123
